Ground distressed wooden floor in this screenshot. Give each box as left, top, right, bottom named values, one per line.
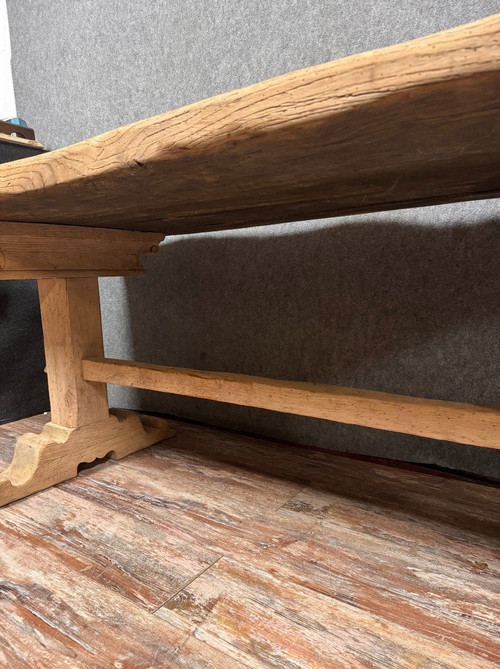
left=0, top=414, right=498, bottom=669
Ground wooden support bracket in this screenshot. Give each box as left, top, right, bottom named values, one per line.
left=0, top=221, right=164, bottom=279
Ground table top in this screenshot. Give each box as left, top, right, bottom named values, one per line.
left=0, top=14, right=498, bottom=236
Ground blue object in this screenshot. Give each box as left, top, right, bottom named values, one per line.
left=6, top=117, right=28, bottom=127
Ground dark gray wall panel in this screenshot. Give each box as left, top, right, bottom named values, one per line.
left=7, top=0, right=499, bottom=474
left=0, top=279, right=49, bottom=425
left=0, top=141, right=49, bottom=424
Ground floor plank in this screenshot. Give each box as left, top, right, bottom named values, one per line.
left=270, top=489, right=500, bottom=663
left=0, top=414, right=498, bottom=668
left=94, top=439, right=305, bottom=517
left=158, top=421, right=500, bottom=539
left=7, top=487, right=222, bottom=611
left=0, top=512, right=188, bottom=668
left=171, top=636, right=250, bottom=669
left=157, top=557, right=498, bottom=669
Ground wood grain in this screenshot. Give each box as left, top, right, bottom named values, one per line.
left=149, top=420, right=500, bottom=540
left=0, top=277, right=174, bottom=507
left=6, top=485, right=221, bottom=611
left=0, top=415, right=498, bottom=668
left=157, top=557, right=498, bottom=669
left=82, top=357, right=500, bottom=448
left=39, top=278, right=109, bottom=427
left=270, top=491, right=500, bottom=662
left=0, top=409, right=174, bottom=507
left=0, top=511, right=188, bottom=668
left=0, top=15, right=498, bottom=234
left=65, top=431, right=305, bottom=519
left=171, top=637, right=250, bottom=669
left=81, top=428, right=499, bottom=661
left=0, top=221, right=163, bottom=279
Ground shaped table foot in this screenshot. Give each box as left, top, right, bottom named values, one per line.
left=0, top=409, right=175, bottom=507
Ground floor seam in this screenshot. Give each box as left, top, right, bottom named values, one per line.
left=273, top=485, right=309, bottom=512
left=151, top=555, right=224, bottom=614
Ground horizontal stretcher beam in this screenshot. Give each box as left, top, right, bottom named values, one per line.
left=82, top=357, right=500, bottom=449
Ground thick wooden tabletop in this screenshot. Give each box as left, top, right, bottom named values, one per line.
left=0, top=14, right=498, bottom=235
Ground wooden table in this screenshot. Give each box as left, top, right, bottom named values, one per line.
left=0, top=14, right=499, bottom=506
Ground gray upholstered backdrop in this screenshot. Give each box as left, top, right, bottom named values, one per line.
left=0, top=141, right=49, bottom=425
left=7, top=0, right=499, bottom=476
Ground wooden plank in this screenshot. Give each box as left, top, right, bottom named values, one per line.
left=84, top=418, right=498, bottom=662
left=60, top=426, right=500, bottom=662
left=171, top=637, right=250, bottom=669
left=140, top=420, right=500, bottom=540
left=39, top=278, right=109, bottom=427
left=0, top=15, right=498, bottom=234
left=0, top=511, right=188, bottom=668
left=6, top=485, right=222, bottom=611
left=269, top=491, right=500, bottom=663
left=67, top=427, right=305, bottom=519
left=0, top=221, right=163, bottom=279
left=156, top=557, right=498, bottom=669
left=0, top=598, right=94, bottom=669
left=38, top=426, right=499, bottom=664
left=0, top=133, right=44, bottom=149
left=82, top=357, right=500, bottom=448
left=59, top=457, right=315, bottom=567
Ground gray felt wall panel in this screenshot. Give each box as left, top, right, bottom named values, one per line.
left=0, top=279, right=49, bottom=425
left=7, top=0, right=499, bottom=476
left=0, top=141, right=49, bottom=424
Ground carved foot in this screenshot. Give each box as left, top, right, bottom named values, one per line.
left=0, top=409, right=175, bottom=507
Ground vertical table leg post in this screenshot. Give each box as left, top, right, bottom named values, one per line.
left=39, top=277, right=110, bottom=428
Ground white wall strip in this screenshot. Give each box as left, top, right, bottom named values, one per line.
left=0, top=0, right=16, bottom=119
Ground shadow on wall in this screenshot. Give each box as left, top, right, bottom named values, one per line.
left=119, top=212, right=500, bottom=477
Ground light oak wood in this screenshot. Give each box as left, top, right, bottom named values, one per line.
left=0, top=409, right=175, bottom=507
left=0, top=221, right=163, bottom=279
left=0, top=278, right=174, bottom=507
left=82, top=357, right=500, bottom=448
left=39, top=277, right=110, bottom=428
left=0, top=15, right=498, bottom=234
